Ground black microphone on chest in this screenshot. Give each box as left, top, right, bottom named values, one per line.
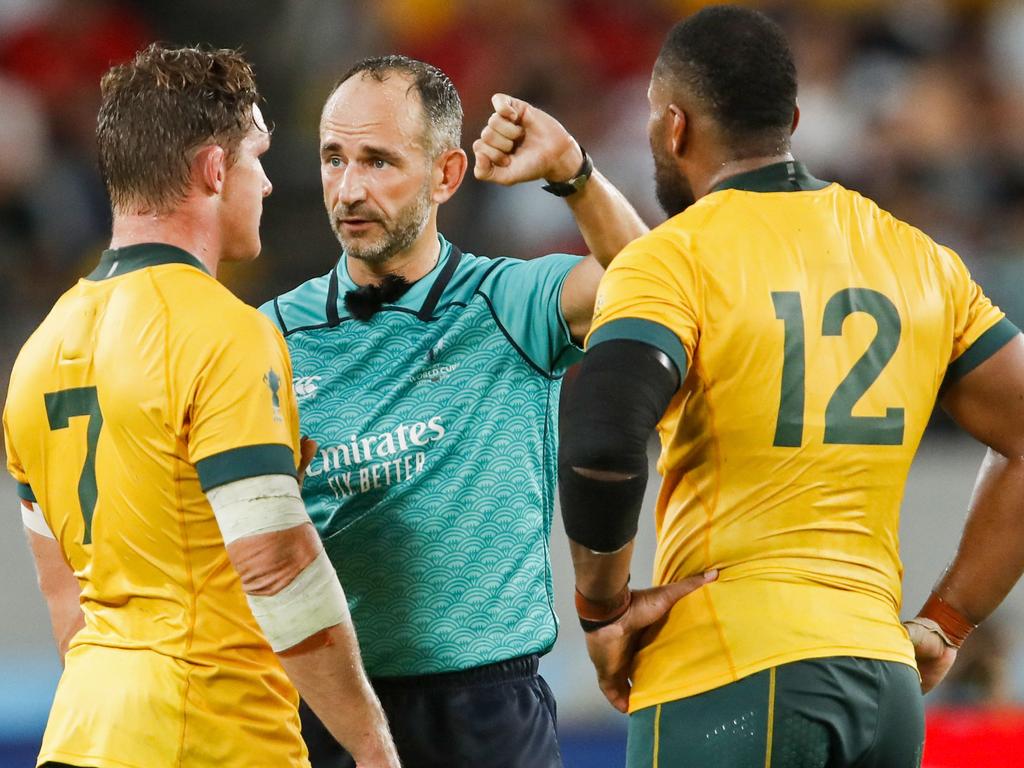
left=343, top=275, right=413, bottom=321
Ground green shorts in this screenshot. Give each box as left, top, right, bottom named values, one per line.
left=627, top=656, right=924, bottom=768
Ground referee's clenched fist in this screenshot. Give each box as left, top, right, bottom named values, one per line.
left=473, top=92, right=584, bottom=187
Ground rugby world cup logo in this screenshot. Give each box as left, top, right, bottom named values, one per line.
left=417, top=337, right=458, bottom=383
left=264, top=368, right=283, bottom=422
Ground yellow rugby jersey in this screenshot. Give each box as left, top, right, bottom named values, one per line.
left=3, top=244, right=306, bottom=768
left=587, top=162, right=1020, bottom=712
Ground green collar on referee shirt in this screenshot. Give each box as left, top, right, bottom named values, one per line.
left=711, top=160, right=830, bottom=194
left=86, top=243, right=209, bottom=281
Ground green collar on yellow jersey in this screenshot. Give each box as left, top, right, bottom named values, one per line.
left=86, top=243, right=209, bottom=281
left=711, top=161, right=829, bottom=194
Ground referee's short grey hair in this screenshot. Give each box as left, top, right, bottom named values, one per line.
left=330, top=55, right=463, bottom=157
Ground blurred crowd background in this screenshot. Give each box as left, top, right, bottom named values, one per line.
left=2, top=0, right=1024, bottom=765
left=2, top=0, right=1024, bottom=348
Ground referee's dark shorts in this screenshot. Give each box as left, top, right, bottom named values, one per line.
left=301, top=653, right=563, bottom=768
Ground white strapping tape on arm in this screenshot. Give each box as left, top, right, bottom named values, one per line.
left=21, top=501, right=55, bottom=539
left=205, top=474, right=311, bottom=545
left=205, top=474, right=348, bottom=652
left=246, top=548, right=349, bottom=652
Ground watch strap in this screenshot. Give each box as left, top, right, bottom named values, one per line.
left=542, top=146, right=594, bottom=197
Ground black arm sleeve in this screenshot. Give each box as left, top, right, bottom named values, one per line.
left=559, top=339, right=681, bottom=553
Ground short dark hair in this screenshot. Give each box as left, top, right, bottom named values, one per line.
left=655, top=6, right=797, bottom=155
left=97, top=43, right=261, bottom=214
left=331, top=55, right=462, bottom=156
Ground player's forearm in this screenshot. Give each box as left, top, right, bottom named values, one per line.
left=53, top=603, right=86, bottom=662
left=565, top=169, right=648, bottom=268
left=570, top=539, right=634, bottom=601
left=27, top=527, right=84, bottom=663
left=278, top=625, right=398, bottom=767
left=928, top=448, right=1024, bottom=624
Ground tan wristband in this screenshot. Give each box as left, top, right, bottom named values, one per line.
left=575, top=582, right=631, bottom=632
left=913, top=593, right=976, bottom=648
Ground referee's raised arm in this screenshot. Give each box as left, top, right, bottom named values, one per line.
left=473, top=92, right=649, bottom=341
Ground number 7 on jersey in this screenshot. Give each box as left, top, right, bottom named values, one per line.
left=45, top=386, right=104, bottom=544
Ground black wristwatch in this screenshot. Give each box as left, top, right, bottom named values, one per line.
left=542, top=147, right=594, bottom=197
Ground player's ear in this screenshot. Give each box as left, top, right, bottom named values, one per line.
left=432, top=147, right=467, bottom=204
left=193, top=144, right=228, bottom=196
left=668, top=104, right=687, bottom=159
left=791, top=103, right=800, bottom=136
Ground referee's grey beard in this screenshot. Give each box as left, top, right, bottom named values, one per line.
left=331, top=185, right=433, bottom=266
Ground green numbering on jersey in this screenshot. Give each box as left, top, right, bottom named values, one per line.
left=44, top=386, right=104, bottom=544
left=772, top=289, right=905, bottom=447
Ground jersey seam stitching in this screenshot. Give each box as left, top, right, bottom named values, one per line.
left=541, top=381, right=559, bottom=632
left=475, top=290, right=561, bottom=380
left=146, top=271, right=196, bottom=766
left=272, top=297, right=288, bottom=334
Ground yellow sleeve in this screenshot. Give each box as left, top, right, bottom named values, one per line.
left=3, top=405, right=34, bottom=502
left=940, top=245, right=1021, bottom=388
left=179, top=307, right=301, bottom=492
left=586, top=233, right=701, bottom=378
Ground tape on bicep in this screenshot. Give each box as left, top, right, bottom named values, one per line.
left=205, top=474, right=311, bottom=544
left=21, top=500, right=55, bottom=539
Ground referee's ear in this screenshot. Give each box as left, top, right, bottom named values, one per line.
left=432, top=147, right=468, bottom=205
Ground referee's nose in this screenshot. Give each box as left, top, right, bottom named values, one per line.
left=336, top=163, right=368, bottom=208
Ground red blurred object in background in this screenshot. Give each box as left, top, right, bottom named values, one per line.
left=924, top=708, right=1024, bottom=768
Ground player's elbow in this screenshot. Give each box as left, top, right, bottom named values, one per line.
left=205, top=474, right=323, bottom=595
left=560, top=338, right=680, bottom=476
left=228, top=524, right=322, bottom=596
left=563, top=427, right=645, bottom=477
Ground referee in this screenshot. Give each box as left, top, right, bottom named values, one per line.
left=262, top=56, right=649, bottom=766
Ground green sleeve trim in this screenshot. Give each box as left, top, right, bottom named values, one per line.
left=195, top=444, right=297, bottom=492
left=587, top=318, right=688, bottom=379
left=943, top=317, right=1021, bottom=391
left=16, top=482, right=35, bottom=502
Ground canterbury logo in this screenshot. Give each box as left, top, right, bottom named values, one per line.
left=294, top=376, right=322, bottom=399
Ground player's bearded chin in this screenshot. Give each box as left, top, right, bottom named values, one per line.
left=653, top=148, right=695, bottom=217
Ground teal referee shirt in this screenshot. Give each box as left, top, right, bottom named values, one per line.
left=260, top=235, right=582, bottom=676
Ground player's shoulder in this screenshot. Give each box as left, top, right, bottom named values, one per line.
left=612, top=212, right=704, bottom=275
left=836, top=184, right=954, bottom=267
left=827, top=182, right=931, bottom=243
left=7, top=281, right=94, bottom=387
left=170, top=268, right=263, bottom=323
left=148, top=268, right=282, bottom=351
left=260, top=269, right=334, bottom=335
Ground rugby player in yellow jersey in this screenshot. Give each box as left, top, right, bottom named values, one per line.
left=2, top=45, right=398, bottom=768
left=559, top=7, right=1024, bottom=767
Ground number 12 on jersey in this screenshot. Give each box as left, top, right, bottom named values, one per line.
left=772, top=289, right=905, bottom=448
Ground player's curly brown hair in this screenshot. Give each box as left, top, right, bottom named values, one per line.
left=97, top=43, right=262, bottom=214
